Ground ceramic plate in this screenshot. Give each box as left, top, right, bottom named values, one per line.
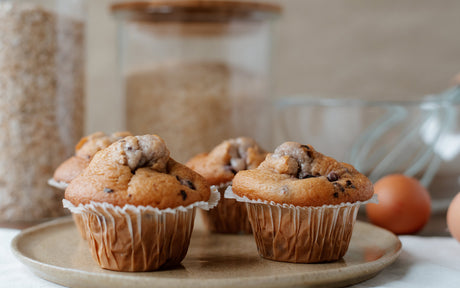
left=11, top=216, right=401, bottom=288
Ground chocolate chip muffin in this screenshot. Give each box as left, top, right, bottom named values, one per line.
left=186, top=137, right=266, bottom=234
left=226, top=142, right=374, bottom=263
left=63, top=134, right=218, bottom=272
left=49, top=131, right=132, bottom=239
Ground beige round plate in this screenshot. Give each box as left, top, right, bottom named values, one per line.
left=11, top=216, right=401, bottom=288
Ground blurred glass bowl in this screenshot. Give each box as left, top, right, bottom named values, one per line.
left=274, top=86, right=460, bottom=213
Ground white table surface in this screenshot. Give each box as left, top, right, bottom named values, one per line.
left=2, top=227, right=460, bottom=288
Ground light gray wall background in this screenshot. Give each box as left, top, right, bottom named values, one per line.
left=86, top=0, right=460, bottom=133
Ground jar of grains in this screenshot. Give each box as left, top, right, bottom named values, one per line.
left=0, top=0, right=85, bottom=224
left=111, top=0, right=281, bottom=162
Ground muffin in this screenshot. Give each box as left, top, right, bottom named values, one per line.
left=226, top=142, right=374, bottom=263
left=186, top=137, right=266, bottom=233
left=49, top=131, right=132, bottom=189
left=63, top=134, right=219, bottom=271
left=49, top=131, right=132, bottom=239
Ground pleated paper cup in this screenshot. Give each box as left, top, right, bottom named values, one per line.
left=63, top=186, right=220, bottom=272
left=225, top=186, right=376, bottom=263
left=201, top=182, right=252, bottom=234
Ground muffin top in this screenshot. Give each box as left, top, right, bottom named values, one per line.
left=53, top=131, right=132, bottom=184
left=231, top=142, right=373, bottom=206
left=65, top=134, right=210, bottom=209
left=186, top=137, right=267, bottom=185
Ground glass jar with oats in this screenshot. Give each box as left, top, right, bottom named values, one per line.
left=0, top=0, right=85, bottom=225
left=111, top=1, right=281, bottom=162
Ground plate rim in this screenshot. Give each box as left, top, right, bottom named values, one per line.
left=11, top=217, right=402, bottom=288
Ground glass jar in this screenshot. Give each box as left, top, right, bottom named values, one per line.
left=274, top=86, right=460, bottom=235
left=0, top=0, right=85, bottom=225
left=111, top=1, right=281, bottom=162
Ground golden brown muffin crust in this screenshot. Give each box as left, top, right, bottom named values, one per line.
left=186, top=137, right=266, bottom=185
left=52, top=156, right=89, bottom=184
left=53, top=131, right=132, bottom=184
left=65, top=135, right=210, bottom=209
left=232, top=142, right=373, bottom=206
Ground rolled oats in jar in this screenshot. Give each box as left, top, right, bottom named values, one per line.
left=0, top=0, right=85, bottom=223
left=111, top=1, right=281, bottom=162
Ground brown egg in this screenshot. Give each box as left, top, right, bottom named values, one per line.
left=447, top=192, right=460, bottom=242
left=366, top=174, right=431, bottom=235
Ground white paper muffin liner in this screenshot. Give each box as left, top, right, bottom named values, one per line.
left=225, top=186, right=377, bottom=263
left=62, top=186, right=219, bottom=271
left=47, top=178, right=69, bottom=190
left=64, top=185, right=220, bottom=215
left=201, top=183, right=252, bottom=234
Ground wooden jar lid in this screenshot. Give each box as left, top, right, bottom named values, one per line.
left=111, top=1, right=281, bottom=22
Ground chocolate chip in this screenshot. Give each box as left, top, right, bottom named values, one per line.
left=128, top=194, right=132, bottom=197
left=181, top=179, right=196, bottom=190
left=299, top=174, right=315, bottom=179
left=179, top=190, right=187, bottom=201
left=306, top=150, right=314, bottom=158
left=333, top=192, right=339, bottom=198
left=103, top=188, right=114, bottom=193
left=126, top=146, right=133, bottom=151
left=301, top=145, right=310, bottom=150
left=345, top=180, right=356, bottom=189
left=176, top=176, right=196, bottom=190
left=327, top=172, right=339, bottom=182
left=224, top=165, right=237, bottom=175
